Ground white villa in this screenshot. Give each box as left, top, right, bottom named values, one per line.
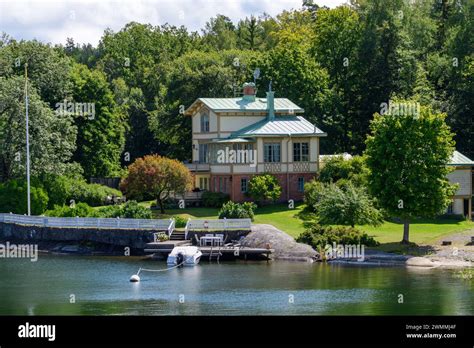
left=184, top=82, right=326, bottom=202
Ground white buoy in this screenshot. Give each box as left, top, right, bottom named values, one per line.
left=130, top=274, right=140, bottom=282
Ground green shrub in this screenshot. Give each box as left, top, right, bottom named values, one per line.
left=0, top=179, right=49, bottom=215
left=296, top=223, right=379, bottom=249
left=155, top=232, right=170, bottom=242
left=41, top=175, right=122, bottom=208
left=68, top=182, right=122, bottom=207
left=248, top=174, right=281, bottom=204
left=94, top=201, right=151, bottom=219
left=303, top=180, right=325, bottom=210
left=41, top=175, right=70, bottom=209
left=45, top=202, right=96, bottom=217
left=173, top=216, right=188, bottom=228
left=202, top=191, right=230, bottom=208
left=46, top=200, right=151, bottom=219
left=95, top=205, right=122, bottom=218
left=218, top=201, right=257, bottom=220
left=120, top=201, right=152, bottom=219
left=315, top=182, right=383, bottom=227
left=319, top=155, right=368, bottom=186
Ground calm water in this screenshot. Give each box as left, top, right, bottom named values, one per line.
left=0, top=255, right=472, bottom=315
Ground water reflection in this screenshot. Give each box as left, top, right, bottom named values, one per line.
left=0, top=256, right=472, bottom=315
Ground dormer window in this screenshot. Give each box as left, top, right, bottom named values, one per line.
left=200, top=112, right=210, bottom=132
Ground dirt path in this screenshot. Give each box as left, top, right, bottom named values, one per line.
left=425, top=228, right=474, bottom=266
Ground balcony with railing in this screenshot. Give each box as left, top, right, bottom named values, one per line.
left=184, top=162, right=210, bottom=172
left=264, top=162, right=282, bottom=172
left=293, top=161, right=310, bottom=172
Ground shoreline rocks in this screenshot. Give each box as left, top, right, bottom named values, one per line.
left=406, top=256, right=436, bottom=268
left=242, top=224, right=318, bottom=262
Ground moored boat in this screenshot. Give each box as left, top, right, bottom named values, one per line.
left=167, top=246, right=202, bottom=266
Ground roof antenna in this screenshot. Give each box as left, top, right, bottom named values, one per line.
left=253, top=68, right=260, bottom=85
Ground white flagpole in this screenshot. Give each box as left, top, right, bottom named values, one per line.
left=25, top=63, right=31, bottom=216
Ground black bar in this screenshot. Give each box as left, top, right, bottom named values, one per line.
left=0, top=316, right=472, bottom=347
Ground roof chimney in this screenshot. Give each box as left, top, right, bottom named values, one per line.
left=242, top=82, right=256, bottom=102
left=266, top=81, right=275, bottom=121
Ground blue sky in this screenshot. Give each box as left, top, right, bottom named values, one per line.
left=0, top=0, right=345, bottom=46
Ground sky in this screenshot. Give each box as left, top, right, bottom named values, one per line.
left=0, top=0, right=346, bottom=46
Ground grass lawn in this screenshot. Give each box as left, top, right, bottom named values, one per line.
left=361, top=219, right=474, bottom=245
left=151, top=203, right=307, bottom=237
left=124, top=201, right=474, bottom=248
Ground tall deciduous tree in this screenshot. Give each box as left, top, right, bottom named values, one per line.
left=365, top=104, right=457, bottom=243
left=120, top=155, right=193, bottom=213
left=0, top=40, right=72, bottom=107
left=70, top=63, right=126, bottom=178
left=0, top=76, right=76, bottom=181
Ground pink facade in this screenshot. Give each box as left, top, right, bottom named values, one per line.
left=208, top=173, right=316, bottom=202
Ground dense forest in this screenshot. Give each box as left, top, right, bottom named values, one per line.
left=0, top=0, right=472, bottom=184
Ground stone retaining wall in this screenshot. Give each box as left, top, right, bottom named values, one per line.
left=0, top=222, right=156, bottom=249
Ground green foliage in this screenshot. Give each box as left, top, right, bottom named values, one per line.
left=0, top=76, right=77, bottom=181
left=67, top=181, right=122, bottom=207
left=296, top=223, right=379, bottom=249
left=0, top=40, right=72, bottom=107
left=93, top=205, right=120, bottom=218
left=365, top=104, right=458, bottom=242
left=155, top=232, right=170, bottom=242
left=40, top=174, right=121, bottom=208
left=70, top=63, right=126, bottom=177
left=218, top=201, right=257, bottom=220
left=0, top=179, right=48, bottom=215
left=48, top=200, right=151, bottom=219
left=120, top=155, right=193, bottom=213
left=45, top=202, right=95, bottom=217
left=119, top=200, right=152, bottom=219
left=319, top=155, right=369, bottom=186
left=303, top=180, right=325, bottom=211
left=94, top=200, right=152, bottom=219
left=173, top=215, right=188, bottom=228
left=149, top=49, right=261, bottom=160
left=315, top=183, right=383, bottom=228
left=248, top=174, right=282, bottom=204
left=201, top=191, right=230, bottom=208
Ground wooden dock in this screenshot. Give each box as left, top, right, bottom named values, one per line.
left=144, top=241, right=273, bottom=260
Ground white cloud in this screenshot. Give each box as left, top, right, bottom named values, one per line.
left=0, top=0, right=346, bottom=45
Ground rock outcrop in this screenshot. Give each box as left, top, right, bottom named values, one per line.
left=406, top=256, right=436, bottom=267
left=242, top=224, right=318, bottom=262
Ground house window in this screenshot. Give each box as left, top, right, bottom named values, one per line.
left=199, top=144, right=208, bottom=163
left=293, top=142, right=309, bottom=162
left=241, top=178, right=248, bottom=193
left=447, top=202, right=453, bottom=214
left=264, top=143, right=281, bottom=163
left=218, top=177, right=227, bottom=193
left=199, top=177, right=209, bottom=190
left=200, top=112, right=210, bottom=132
left=233, top=143, right=254, bottom=163
left=297, top=177, right=305, bottom=192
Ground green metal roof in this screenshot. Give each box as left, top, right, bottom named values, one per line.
left=449, top=151, right=474, bottom=166
left=185, top=97, right=304, bottom=114
left=230, top=116, right=326, bottom=138
left=212, top=138, right=255, bottom=143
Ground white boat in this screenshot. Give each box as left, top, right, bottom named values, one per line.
left=167, top=246, right=202, bottom=267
